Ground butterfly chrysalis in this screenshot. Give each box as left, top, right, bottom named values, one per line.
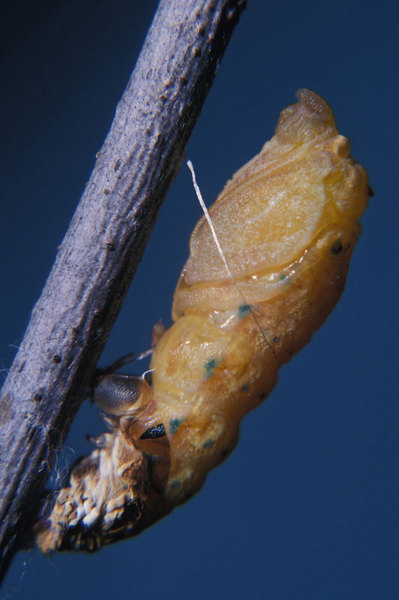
left=36, top=89, right=369, bottom=553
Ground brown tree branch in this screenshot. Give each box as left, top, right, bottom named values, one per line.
left=0, top=0, right=247, bottom=582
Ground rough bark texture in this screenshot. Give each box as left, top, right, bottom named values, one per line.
left=0, top=0, right=246, bottom=582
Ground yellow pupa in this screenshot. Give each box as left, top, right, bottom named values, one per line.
left=36, top=89, right=369, bottom=553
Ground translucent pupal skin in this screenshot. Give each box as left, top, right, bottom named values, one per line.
left=36, top=90, right=369, bottom=553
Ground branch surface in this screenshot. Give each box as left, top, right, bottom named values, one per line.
left=0, top=0, right=246, bottom=581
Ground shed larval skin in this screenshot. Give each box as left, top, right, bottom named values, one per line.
left=36, top=90, right=369, bottom=553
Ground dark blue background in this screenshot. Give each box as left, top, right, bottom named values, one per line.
left=1, top=1, right=398, bottom=598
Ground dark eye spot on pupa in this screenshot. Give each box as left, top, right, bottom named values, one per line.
left=204, top=358, right=217, bottom=378
left=330, top=239, right=343, bottom=254
left=238, top=304, right=251, bottom=318
left=170, top=419, right=182, bottom=435
left=203, top=439, right=214, bottom=449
